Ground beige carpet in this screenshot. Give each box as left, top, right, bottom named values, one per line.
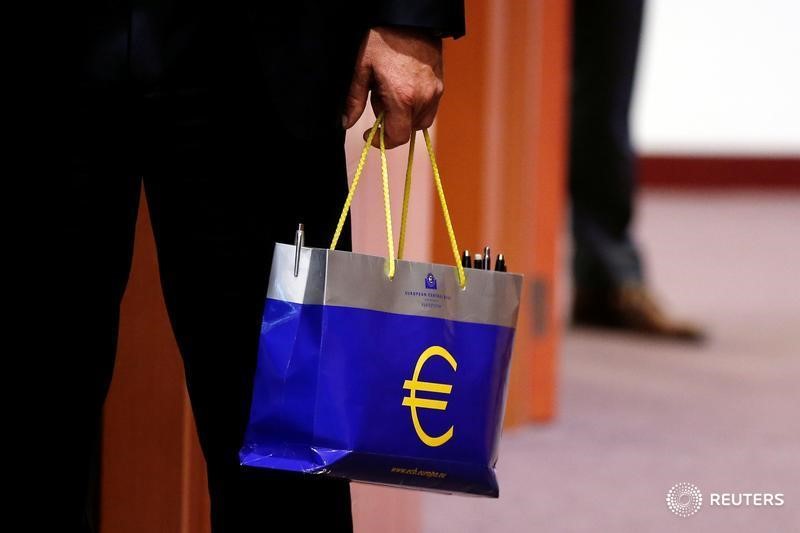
left=421, top=190, right=800, bottom=532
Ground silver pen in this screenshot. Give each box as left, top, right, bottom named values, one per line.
left=294, top=223, right=305, bottom=277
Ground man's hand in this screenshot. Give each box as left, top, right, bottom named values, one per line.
left=343, top=27, right=444, bottom=149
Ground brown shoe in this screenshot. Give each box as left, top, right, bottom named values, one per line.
left=572, top=284, right=705, bottom=341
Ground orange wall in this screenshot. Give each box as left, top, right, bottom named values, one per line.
left=102, top=195, right=210, bottom=533
left=435, top=0, right=570, bottom=423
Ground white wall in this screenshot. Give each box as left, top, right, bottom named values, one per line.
left=632, top=0, right=800, bottom=155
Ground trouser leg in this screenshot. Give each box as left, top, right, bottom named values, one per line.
left=142, top=86, right=353, bottom=532
left=569, top=0, right=645, bottom=289
left=44, top=88, right=142, bottom=532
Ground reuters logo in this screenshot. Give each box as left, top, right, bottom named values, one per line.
left=666, top=482, right=703, bottom=518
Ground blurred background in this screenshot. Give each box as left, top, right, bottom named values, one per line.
left=101, top=1, right=799, bottom=532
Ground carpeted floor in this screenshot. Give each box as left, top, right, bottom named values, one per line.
left=421, top=190, right=800, bottom=532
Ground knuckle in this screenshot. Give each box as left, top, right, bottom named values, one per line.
left=382, top=135, right=399, bottom=148
left=419, top=80, right=443, bottom=107
left=419, top=115, right=435, bottom=129
left=390, top=79, right=417, bottom=108
left=396, top=89, right=416, bottom=109
left=385, top=126, right=409, bottom=147
left=388, top=133, right=409, bottom=147
left=419, top=87, right=436, bottom=106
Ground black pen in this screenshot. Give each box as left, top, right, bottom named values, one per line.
left=494, top=253, right=507, bottom=272
left=473, top=253, right=484, bottom=270
left=462, top=250, right=472, bottom=268
left=483, top=246, right=491, bottom=271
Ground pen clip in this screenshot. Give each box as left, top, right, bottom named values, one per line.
left=293, top=223, right=304, bottom=277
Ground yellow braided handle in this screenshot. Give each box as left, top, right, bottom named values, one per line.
left=397, top=130, right=466, bottom=288
left=330, top=113, right=396, bottom=279
left=331, top=115, right=465, bottom=288
left=378, top=118, right=396, bottom=279
left=396, top=133, right=414, bottom=262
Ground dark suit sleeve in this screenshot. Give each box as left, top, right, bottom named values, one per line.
left=369, top=0, right=465, bottom=39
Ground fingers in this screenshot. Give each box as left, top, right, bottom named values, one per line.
left=353, top=27, right=445, bottom=148
left=377, top=90, right=414, bottom=149
left=363, top=92, right=386, bottom=146
left=362, top=81, right=443, bottom=149
left=343, top=63, right=371, bottom=130
left=412, top=79, right=444, bottom=131
left=361, top=92, right=412, bottom=149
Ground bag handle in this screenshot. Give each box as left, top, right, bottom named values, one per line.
left=330, top=114, right=467, bottom=289
left=330, top=113, right=396, bottom=279
left=396, top=129, right=467, bottom=288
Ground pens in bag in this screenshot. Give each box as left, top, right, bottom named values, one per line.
left=473, top=253, right=484, bottom=270
left=494, top=253, right=507, bottom=272
left=462, top=250, right=472, bottom=268
left=483, top=246, right=491, bottom=270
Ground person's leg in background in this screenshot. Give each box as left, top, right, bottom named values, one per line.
left=569, top=0, right=702, bottom=339
left=141, top=80, right=354, bottom=532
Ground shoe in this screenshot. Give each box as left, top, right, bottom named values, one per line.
left=572, top=284, right=705, bottom=341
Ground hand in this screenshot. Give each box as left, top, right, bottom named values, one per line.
left=343, top=27, right=444, bottom=149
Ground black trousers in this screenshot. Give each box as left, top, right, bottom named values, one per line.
left=45, top=83, right=354, bottom=531
left=569, top=0, right=645, bottom=290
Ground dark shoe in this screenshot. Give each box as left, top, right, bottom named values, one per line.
left=572, top=284, right=705, bottom=341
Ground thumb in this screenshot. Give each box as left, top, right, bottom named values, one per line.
left=343, top=64, right=371, bottom=129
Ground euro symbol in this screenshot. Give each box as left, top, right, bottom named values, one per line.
left=402, top=345, right=457, bottom=447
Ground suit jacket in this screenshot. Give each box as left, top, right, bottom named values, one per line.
left=62, top=1, right=465, bottom=138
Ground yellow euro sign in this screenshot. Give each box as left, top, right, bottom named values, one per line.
left=402, top=345, right=457, bottom=447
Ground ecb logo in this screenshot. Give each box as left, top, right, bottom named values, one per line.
left=424, top=273, right=437, bottom=290
left=402, top=345, right=457, bottom=447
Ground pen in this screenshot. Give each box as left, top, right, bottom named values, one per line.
left=462, top=250, right=472, bottom=268
left=294, top=223, right=304, bottom=277
left=473, top=253, right=484, bottom=270
left=483, top=246, right=491, bottom=271
left=494, top=253, right=506, bottom=272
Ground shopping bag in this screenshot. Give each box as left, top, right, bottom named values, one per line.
left=240, top=117, right=523, bottom=497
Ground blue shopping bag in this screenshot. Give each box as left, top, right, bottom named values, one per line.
left=240, top=120, right=522, bottom=497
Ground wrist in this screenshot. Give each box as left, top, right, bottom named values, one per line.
left=372, top=25, right=443, bottom=48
